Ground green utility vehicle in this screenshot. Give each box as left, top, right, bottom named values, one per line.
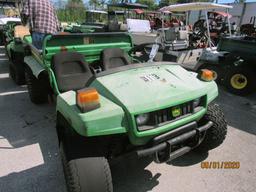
left=23, top=32, right=227, bottom=192
left=5, top=21, right=30, bottom=85
left=214, top=36, right=256, bottom=95
left=64, top=10, right=108, bottom=33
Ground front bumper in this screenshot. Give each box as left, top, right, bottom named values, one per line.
left=137, top=121, right=213, bottom=163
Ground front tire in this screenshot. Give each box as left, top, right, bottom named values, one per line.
left=197, top=103, right=227, bottom=151
left=60, top=143, right=113, bottom=192
left=25, top=66, right=48, bottom=104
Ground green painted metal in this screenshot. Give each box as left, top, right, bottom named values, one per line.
left=56, top=63, right=218, bottom=145
left=57, top=91, right=128, bottom=136
left=23, top=35, right=32, bottom=44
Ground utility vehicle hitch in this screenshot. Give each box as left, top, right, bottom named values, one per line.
left=137, top=121, right=213, bottom=163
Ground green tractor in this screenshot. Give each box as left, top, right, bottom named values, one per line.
left=23, top=32, right=227, bottom=192
left=5, top=21, right=30, bottom=85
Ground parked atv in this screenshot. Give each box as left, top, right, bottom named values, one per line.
left=5, top=21, right=30, bottom=85
left=23, top=32, right=227, bottom=192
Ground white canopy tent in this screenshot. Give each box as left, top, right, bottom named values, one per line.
left=159, top=3, right=232, bottom=12
left=160, top=3, right=233, bottom=48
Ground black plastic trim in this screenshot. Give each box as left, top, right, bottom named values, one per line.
left=137, top=121, right=213, bottom=159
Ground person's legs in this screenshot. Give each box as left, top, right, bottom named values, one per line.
left=32, top=32, right=46, bottom=49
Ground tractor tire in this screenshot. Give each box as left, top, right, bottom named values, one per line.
left=224, top=67, right=255, bottom=96
left=197, top=103, right=227, bottom=152
left=60, top=143, right=113, bottom=192
left=25, top=66, right=48, bottom=104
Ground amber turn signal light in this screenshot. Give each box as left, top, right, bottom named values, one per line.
left=197, top=69, right=215, bottom=82
left=76, top=88, right=100, bottom=113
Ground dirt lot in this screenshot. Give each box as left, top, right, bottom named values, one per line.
left=0, top=47, right=256, bottom=192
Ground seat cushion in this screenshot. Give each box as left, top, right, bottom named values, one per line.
left=101, top=48, right=130, bottom=70
left=52, top=52, right=92, bottom=92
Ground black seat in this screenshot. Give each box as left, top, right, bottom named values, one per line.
left=101, top=48, right=130, bottom=70
left=52, top=52, right=92, bottom=92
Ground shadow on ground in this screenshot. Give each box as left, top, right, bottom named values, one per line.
left=216, top=86, right=256, bottom=136
left=0, top=47, right=66, bottom=192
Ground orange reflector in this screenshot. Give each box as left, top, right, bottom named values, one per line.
left=198, top=69, right=214, bottom=82
left=60, top=46, right=68, bottom=52
left=76, top=88, right=100, bottom=112
left=58, top=32, right=70, bottom=35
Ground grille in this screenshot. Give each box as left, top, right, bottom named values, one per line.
left=153, top=101, right=194, bottom=125
left=136, top=100, right=196, bottom=131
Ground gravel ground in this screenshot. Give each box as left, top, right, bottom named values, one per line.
left=0, top=47, right=255, bottom=192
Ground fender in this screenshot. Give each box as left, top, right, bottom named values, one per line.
left=24, top=56, right=45, bottom=78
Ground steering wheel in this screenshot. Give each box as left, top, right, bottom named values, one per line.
left=128, top=43, right=162, bottom=62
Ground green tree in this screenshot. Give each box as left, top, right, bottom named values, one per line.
left=159, top=0, right=178, bottom=8
left=57, top=0, right=87, bottom=22
left=89, top=0, right=100, bottom=9
left=136, top=0, right=157, bottom=10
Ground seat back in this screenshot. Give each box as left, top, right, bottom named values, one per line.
left=14, top=25, right=30, bottom=39
left=162, top=27, right=189, bottom=50
left=178, top=30, right=188, bottom=40
left=101, top=48, right=130, bottom=70
left=52, top=52, right=92, bottom=92
left=164, top=28, right=177, bottom=42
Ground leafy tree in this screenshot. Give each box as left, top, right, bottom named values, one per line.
left=108, top=0, right=122, bottom=4
left=136, top=0, right=157, bottom=10
left=89, top=0, right=100, bottom=9
left=57, top=0, right=87, bottom=22
left=159, top=0, right=178, bottom=8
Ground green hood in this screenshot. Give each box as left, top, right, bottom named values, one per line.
left=92, top=64, right=218, bottom=114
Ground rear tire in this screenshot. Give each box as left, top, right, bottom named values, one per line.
left=9, top=64, right=16, bottom=82
left=197, top=103, right=227, bottom=151
left=25, top=66, right=48, bottom=104
left=60, top=143, right=113, bottom=192
left=224, top=67, right=255, bottom=95
left=10, top=52, right=25, bottom=85
left=9, top=62, right=25, bottom=85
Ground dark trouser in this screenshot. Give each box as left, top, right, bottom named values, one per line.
left=32, top=32, right=46, bottom=49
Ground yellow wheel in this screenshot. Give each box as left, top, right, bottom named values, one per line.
left=230, top=74, right=248, bottom=90
left=225, top=67, right=255, bottom=95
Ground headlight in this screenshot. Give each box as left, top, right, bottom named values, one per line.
left=136, top=113, right=150, bottom=126
left=193, top=98, right=201, bottom=108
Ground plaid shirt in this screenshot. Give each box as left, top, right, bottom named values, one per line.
left=22, top=0, right=59, bottom=34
